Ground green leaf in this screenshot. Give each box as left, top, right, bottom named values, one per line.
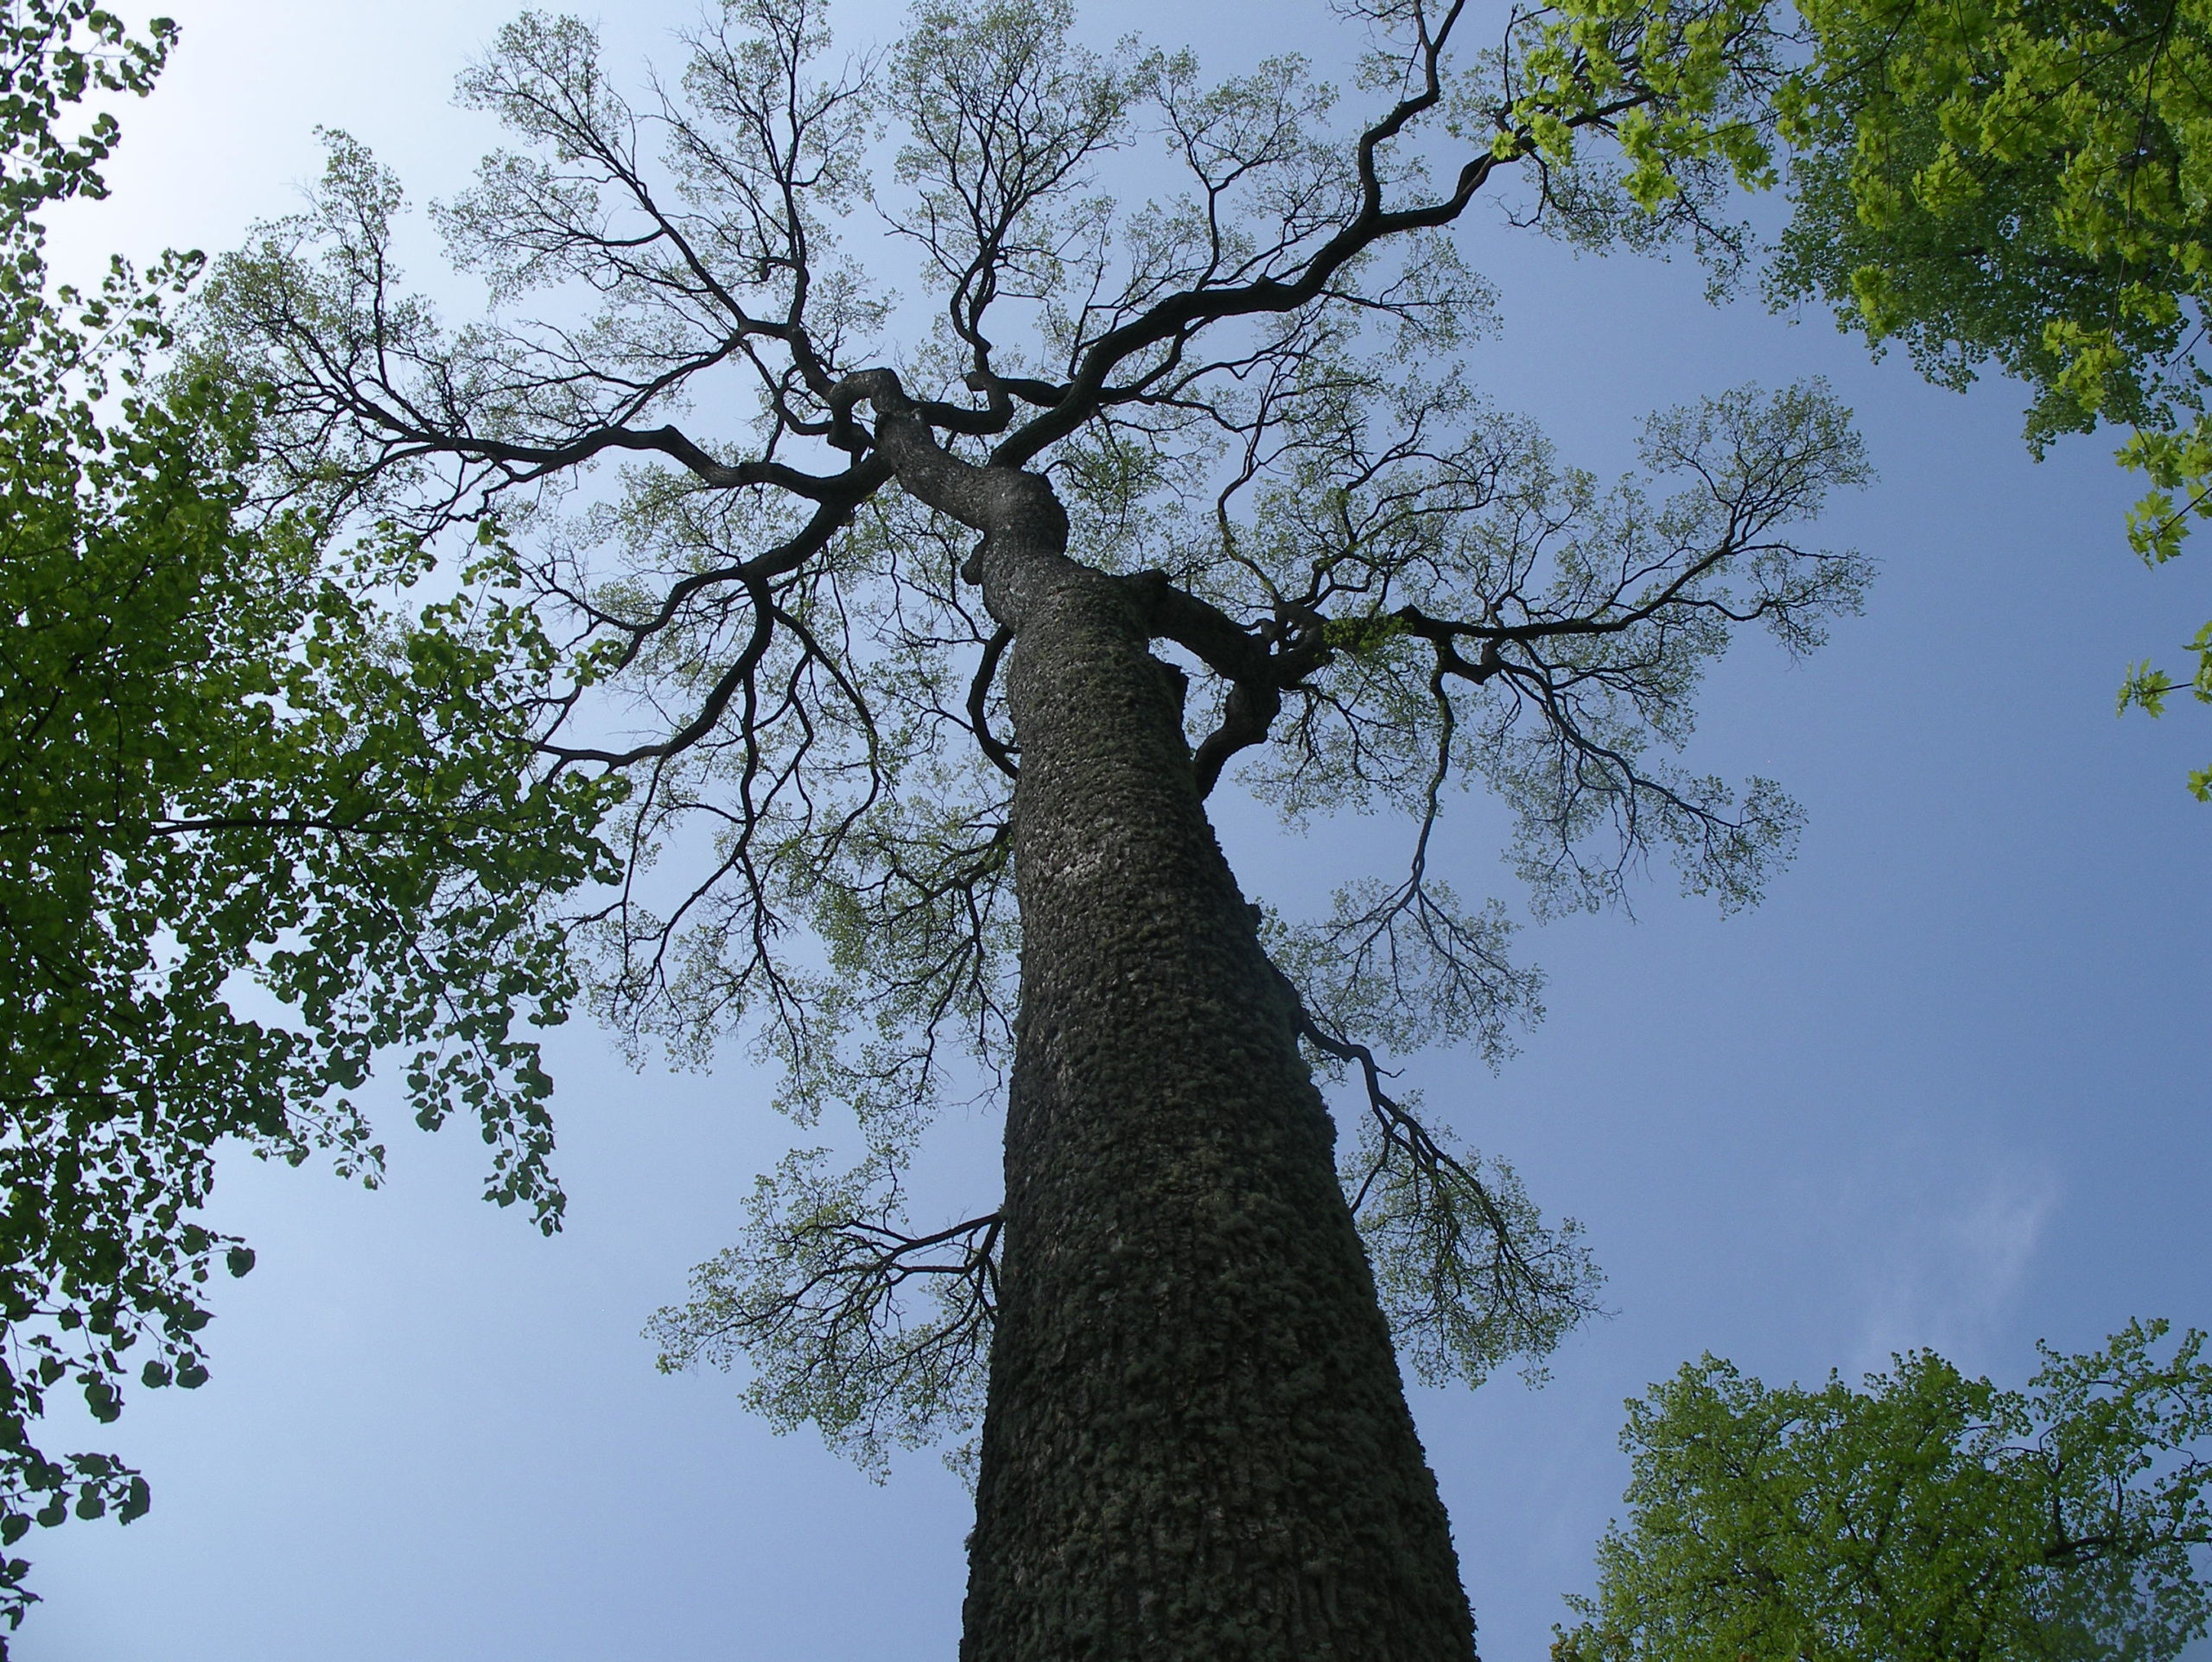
left=2120, top=660, right=2175, bottom=717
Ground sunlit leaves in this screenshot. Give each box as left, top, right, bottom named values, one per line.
left=1556, top=1321, right=2212, bottom=1662
left=1772, top=0, right=2212, bottom=438
left=0, top=34, right=622, bottom=1623
left=1770, top=0, right=2212, bottom=790
left=0, top=0, right=170, bottom=226
left=1489, top=0, right=1795, bottom=278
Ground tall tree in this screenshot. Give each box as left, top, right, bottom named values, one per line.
left=194, top=0, right=1870, bottom=1654
left=1554, top=1321, right=2212, bottom=1662
left=0, top=1, right=619, bottom=1641
left=1766, top=0, right=2212, bottom=792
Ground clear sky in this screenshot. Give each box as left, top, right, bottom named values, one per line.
left=19, top=2, right=2210, bottom=1659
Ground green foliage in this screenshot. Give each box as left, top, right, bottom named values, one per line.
left=0, top=4, right=623, bottom=1637
left=1, top=0, right=172, bottom=224
left=1557, top=1321, right=2212, bottom=1662
left=1772, top=0, right=2212, bottom=441
left=1769, top=0, right=2212, bottom=788
left=0, top=289, right=621, bottom=1631
left=1489, top=0, right=1799, bottom=284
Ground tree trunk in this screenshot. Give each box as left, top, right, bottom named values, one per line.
left=954, top=465, right=1478, bottom=1661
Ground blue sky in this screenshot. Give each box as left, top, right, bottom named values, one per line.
left=20, top=1, right=2210, bottom=1658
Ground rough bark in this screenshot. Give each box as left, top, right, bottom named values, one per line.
left=917, top=444, right=1478, bottom=1660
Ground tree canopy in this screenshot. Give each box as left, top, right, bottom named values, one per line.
left=157, top=0, right=1893, bottom=1649
left=1768, top=0, right=2212, bottom=790
left=178, top=0, right=1880, bottom=1488
left=1556, top=1321, right=2212, bottom=1662
left=0, top=0, right=621, bottom=1635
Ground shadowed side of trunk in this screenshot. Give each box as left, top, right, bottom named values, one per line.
left=956, top=511, right=1478, bottom=1661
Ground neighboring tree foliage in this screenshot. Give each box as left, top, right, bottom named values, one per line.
left=0, top=2, right=620, bottom=1640
left=1554, top=1321, right=2212, bottom=1662
left=1768, top=0, right=2212, bottom=790
left=1, top=1, right=168, bottom=215
left=188, top=0, right=1872, bottom=1651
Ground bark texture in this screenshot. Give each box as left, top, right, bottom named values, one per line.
left=948, top=458, right=1478, bottom=1661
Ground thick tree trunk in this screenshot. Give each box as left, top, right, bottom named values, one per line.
left=951, top=468, right=1478, bottom=1661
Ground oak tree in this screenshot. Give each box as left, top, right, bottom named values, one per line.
left=194, top=0, right=1872, bottom=1654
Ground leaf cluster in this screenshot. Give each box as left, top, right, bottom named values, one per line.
left=0, top=9, right=629, bottom=1630
left=1557, top=1321, right=2212, bottom=1662
left=0, top=0, right=170, bottom=228
left=0, top=304, right=623, bottom=1630
left=1768, top=0, right=2212, bottom=786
